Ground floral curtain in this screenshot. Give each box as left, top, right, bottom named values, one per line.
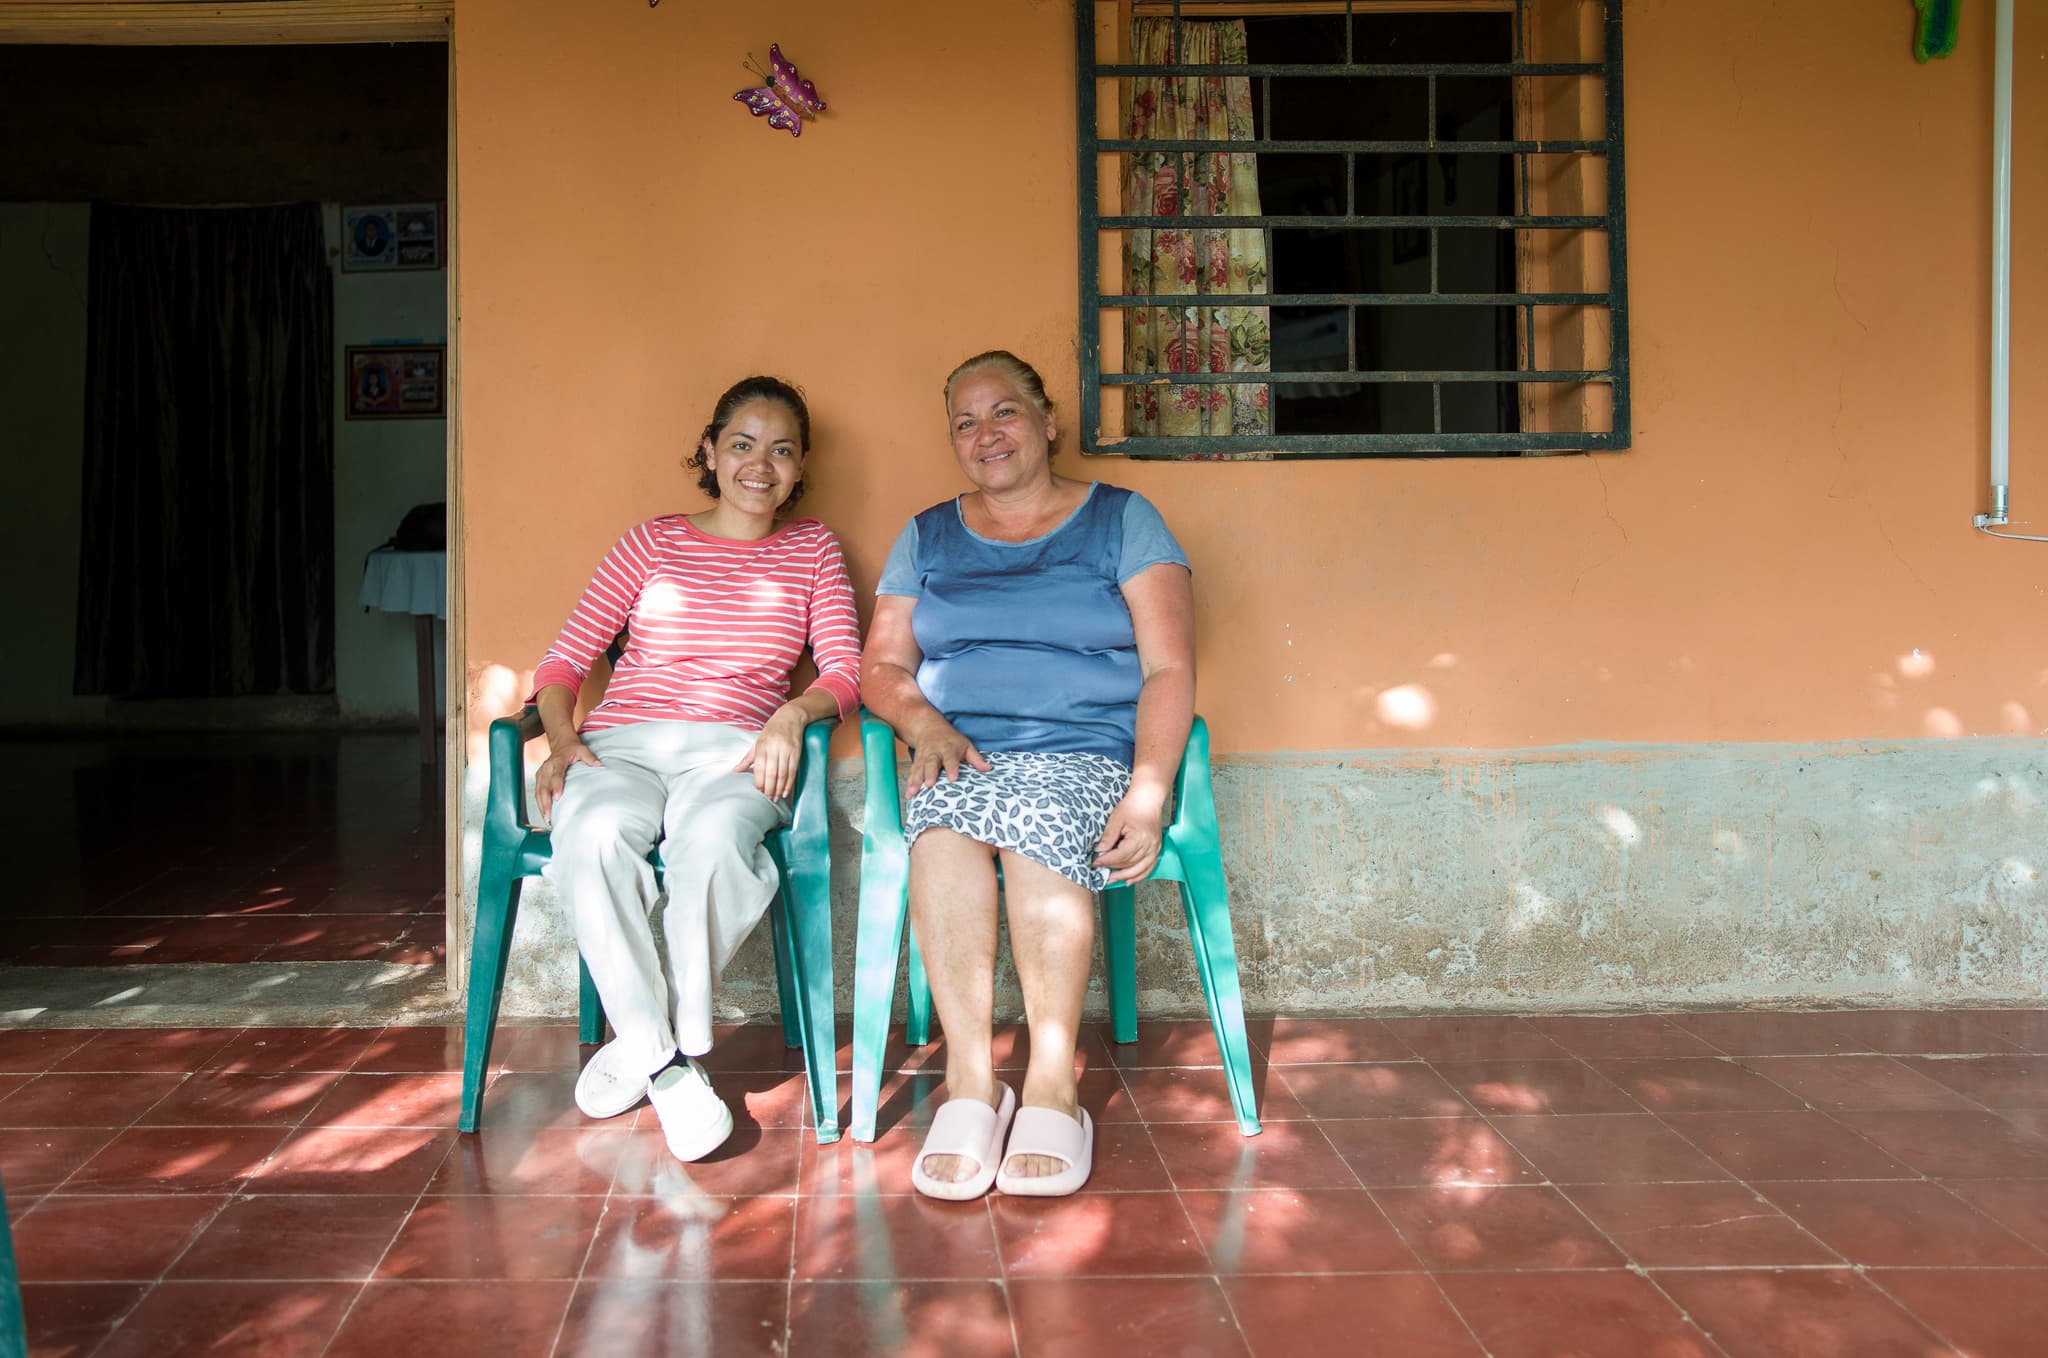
left=1123, top=17, right=1271, bottom=445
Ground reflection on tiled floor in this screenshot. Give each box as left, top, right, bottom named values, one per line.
left=2, top=735, right=444, bottom=967
left=6, top=1009, right=2048, bottom=1356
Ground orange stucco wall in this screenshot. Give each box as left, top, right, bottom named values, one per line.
left=455, top=0, right=2046, bottom=756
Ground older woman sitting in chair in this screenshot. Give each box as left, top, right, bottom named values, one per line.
left=863, top=350, right=1194, bottom=1199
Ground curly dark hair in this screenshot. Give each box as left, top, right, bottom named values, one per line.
left=685, top=375, right=812, bottom=509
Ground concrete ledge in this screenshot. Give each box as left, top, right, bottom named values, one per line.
left=0, top=961, right=457, bottom=1029
left=459, top=736, right=2048, bottom=1020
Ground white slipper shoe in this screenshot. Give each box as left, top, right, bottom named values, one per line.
left=647, top=1057, right=734, bottom=1163
left=994, top=1106, right=1094, bottom=1198
left=910, top=1085, right=1016, bottom=1202
left=574, top=1038, right=650, bottom=1120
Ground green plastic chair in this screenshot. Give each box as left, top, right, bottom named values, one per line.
left=0, top=1171, right=23, bottom=1358
left=459, top=708, right=840, bottom=1142
left=848, top=709, right=1260, bottom=1142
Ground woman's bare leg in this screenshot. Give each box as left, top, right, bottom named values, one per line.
left=998, top=849, right=1096, bottom=1179
left=908, top=827, right=1001, bottom=1182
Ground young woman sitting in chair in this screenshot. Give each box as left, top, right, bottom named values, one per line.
left=529, top=376, right=859, bottom=1163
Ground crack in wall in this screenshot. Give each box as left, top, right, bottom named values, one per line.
left=1832, top=245, right=1870, bottom=334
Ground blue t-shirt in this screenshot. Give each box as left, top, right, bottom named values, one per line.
left=877, top=483, right=1188, bottom=764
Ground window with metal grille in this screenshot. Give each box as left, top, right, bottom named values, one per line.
left=1077, top=0, right=1629, bottom=458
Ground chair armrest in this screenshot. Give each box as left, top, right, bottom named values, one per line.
left=781, top=718, right=835, bottom=864
left=1168, top=714, right=1221, bottom=843
left=486, top=706, right=549, bottom=838
left=858, top=709, right=907, bottom=838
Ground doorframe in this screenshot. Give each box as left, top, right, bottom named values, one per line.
left=0, top=2, right=447, bottom=45
left=440, top=25, right=466, bottom=994
left=2, top=0, right=467, bottom=995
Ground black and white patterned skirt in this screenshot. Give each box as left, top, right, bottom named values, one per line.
left=903, top=751, right=1132, bottom=890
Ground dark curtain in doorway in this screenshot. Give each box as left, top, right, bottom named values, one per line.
left=74, top=203, right=334, bottom=699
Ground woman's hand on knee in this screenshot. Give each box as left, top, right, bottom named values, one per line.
left=535, top=739, right=602, bottom=824
left=736, top=705, right=808, bottom=801
left=1094, top=787, right=1169, bottom=884
left=906, top=723, right=992, bottom=793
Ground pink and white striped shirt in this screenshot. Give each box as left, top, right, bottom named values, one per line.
left=531, top=515, right=861, bottom=734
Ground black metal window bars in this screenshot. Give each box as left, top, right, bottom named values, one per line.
left=1078, top=0, right=1630, bottom=457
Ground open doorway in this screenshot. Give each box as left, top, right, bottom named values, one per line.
left=0, top=28, right=456, bottom=1014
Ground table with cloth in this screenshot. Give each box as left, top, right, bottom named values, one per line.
left=358, top=547, right=446, bottom=764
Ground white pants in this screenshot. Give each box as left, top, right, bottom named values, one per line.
left=543, top=720, right=787, bottom=1077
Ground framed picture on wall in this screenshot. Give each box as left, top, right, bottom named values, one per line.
left=343, top=203, right=442, bottom=271
left=346, top=344, right=445, bottom=419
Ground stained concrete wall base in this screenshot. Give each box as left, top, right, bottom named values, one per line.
left=459, top=736, right=2048, bottom=1021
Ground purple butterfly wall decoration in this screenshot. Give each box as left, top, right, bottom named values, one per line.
left=734, top=44, right=826, bottom=138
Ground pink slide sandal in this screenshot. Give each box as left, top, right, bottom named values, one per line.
left=911, top=1084, right=1016, bottom=1201
left=994, top=1106, right=1094, bottom=1197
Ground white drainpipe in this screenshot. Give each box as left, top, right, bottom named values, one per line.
left=1976, top=0, right=2044, bottom=539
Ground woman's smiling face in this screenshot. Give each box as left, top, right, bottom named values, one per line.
left=947, top=369, right=1056, bottom=491
left=703, top=398, right=805, bottom=510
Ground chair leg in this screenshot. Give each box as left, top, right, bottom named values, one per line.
left=904, top=924, right=934, bottom=1048
left=1100, top=883, right=1140, bottom=1045
left=769, top=901, right=804, bottom=1052
left=1177, top=857, right=1262, bottom=1137
left=850, top=863, right=910, bottom=1143
left=793, top=887, right=840, bottom=1144
left=768, top=881, right=841, bottom=1144
left=460, top=867, right=523, bottom=1134
left=577, top=956, right=606, bottom=1046
left=0, top=1173, right=23, bottom=1358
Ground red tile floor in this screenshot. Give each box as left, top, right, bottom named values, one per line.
left=5, top=736, right=2044, bottom=1353
left=3, top=735, right=444, bottom=967
left=6, top=1008, right=2048, bottom=1357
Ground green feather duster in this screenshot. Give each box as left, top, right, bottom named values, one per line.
left=1914, top=0, right=1959, bottom=62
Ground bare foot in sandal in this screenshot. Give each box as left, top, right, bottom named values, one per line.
left=1003, top=1092, right=1081, bottom=1180
left=996, top=1104, right=1093, bottom=1197
left=997, top=1073, right=1091, bottom=1194
left=999, top=1081, right=1081, bottom=1187
left=912, top=1084, right=1016, bottom=1200
left=919, top=1077, right=1005, bottom=1184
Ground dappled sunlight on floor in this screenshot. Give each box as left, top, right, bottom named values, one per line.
left=5, top=1005, right=2048, bottom=1355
